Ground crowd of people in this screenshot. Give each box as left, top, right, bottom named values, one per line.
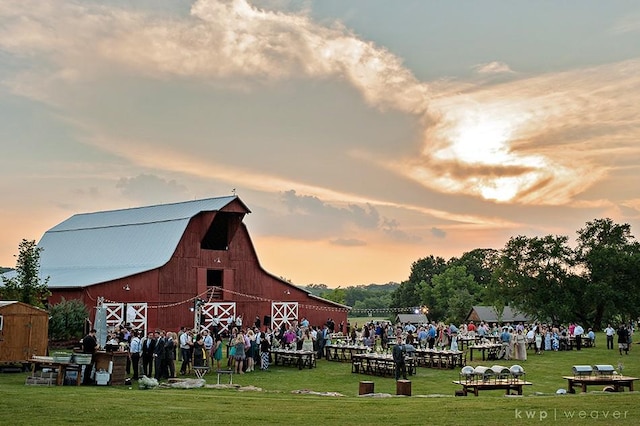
left=339, top=319, right=636, bottom=361
left=78, top=315, right=635, bottom=384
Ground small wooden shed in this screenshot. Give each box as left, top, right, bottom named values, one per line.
left=0, top=301, right=49, bottom=365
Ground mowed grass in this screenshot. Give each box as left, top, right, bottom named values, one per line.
left=0, top=333, right=638, bottom=425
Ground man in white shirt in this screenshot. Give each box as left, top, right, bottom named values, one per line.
left=129, top=331, right=142, bottom=380
left=604, top=324, right=615, bottom=349
left=202, top=330, right=214, bottom=367
left=179, top=330, right=193, bottom=375
left=573, top=324, right=584, bottom=351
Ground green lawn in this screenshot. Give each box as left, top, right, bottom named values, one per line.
left=0, top=333, right=638, bottom=425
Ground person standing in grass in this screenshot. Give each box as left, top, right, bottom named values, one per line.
left=514, top=329, right=527, bottom=360
left=179, top=329, right=193, bottom=375
left=81, top=328, right=98, bottom=385
left=260, top=332, right=271, bottom=370
left=202, top=330, right=213, bottom=367
left=153, top=330, right=166, bottom=380
left=129, top=330, right=142, bottom=380
left=164, top=332, right=176, bottom=378
left=392, top=336, right=407, bottom=381
left=211, top=334, right=223, bottom=371
left=605, top=324, right=615, bottom=350
left=301, top=328, right=314, bottom=352
left=141, top=331, right=156, bottom=377
left=193, top=334, right=206, bottom=368
left=500, top=327, right=512, bottom=360
left=618, top=324, right=629, bottom=355
left=573, top=323, right=584, bottom=351
left=233, top=331, right=246, bottom=374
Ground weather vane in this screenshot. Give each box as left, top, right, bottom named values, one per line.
left=232, top=188, right=236, bottom=196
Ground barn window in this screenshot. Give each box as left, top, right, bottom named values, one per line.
left=201, top=212, right=236, bottom=250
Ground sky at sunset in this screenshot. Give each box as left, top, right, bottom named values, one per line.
left=1, top=1, right=639, bottom=287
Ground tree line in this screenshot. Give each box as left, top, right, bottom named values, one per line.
left=390, top=218, right=640, bottom=330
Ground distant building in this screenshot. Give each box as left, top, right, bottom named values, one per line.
left=466, top=306, right=533, bottom=324
left=395, top=313, right=428, bottom=325
left=22, top=196, right=348, bottom=334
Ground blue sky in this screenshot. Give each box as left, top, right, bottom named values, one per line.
left=1, top=0, right=639, bottom=286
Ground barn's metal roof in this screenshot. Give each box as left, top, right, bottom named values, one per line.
left=32, top=196, right=241, bottom=288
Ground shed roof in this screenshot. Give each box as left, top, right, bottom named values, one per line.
left=396, top=314, right=428, bottom=324
left=28, top=196, right=246, bottom=288
left=466, top=306, right=532, bottom=324
left=0, top=301, right=48, bottom=313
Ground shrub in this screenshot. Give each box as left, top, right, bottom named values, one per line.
left=48, top=298, right=88, bottom=340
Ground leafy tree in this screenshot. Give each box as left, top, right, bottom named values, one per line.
left=0, top=239, right=50, bottom=308
left=320, top=287, right=347, bottom=305
left=575, top=218, right=640, bottom=329
left=408, top=255, right=447, bottom=285
left=391, top=255, right=446, bottom=309
left=490, top=234, right=575, bottom=325
left=421, top=265, right=482, bottom=324
left=300, top=284, right=329, bottom=297
left=448, top=248, right=499, bottom=289
left=49, top=298, right=89, bottom=340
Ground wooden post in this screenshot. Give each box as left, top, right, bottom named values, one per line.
left=359, top=381, right=375, bottom=395
left=396, top=380, right=411, bottom=396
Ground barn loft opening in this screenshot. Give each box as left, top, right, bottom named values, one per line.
left=201, top=212, right=241, bottom=250
left=207, top=269, right=223, bottom=300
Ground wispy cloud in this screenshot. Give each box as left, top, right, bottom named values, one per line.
left=116, top=174, right=190, bottom=204
left=473, top=61, right=514, bottom=74
left=609, top=14, right=640, bottom=35
left=0, top=0, right=429, bottom=115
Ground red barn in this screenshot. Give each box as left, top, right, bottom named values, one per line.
left=38, top=196, right=348, bottom=335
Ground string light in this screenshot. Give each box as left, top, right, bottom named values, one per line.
left=94, top=285, right=419, bottom=315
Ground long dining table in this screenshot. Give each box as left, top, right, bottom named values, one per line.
left=271, top=348, right=316, bottom=370
left=468, top=343, right=502, bottom=362
left=351, top=353, right=416, bottom=377
left=413, top=348, right=465, bottom=369
left=325, top=344, right=370, bottom=362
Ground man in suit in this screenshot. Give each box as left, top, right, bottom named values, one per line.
left=141, top=331, right=156, bottom=377
left=392, top=336, right=407, bottom=381
left=153, top=330, right=166, bottom=380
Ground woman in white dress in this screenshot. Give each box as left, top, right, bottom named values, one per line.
left=514, top=329, right=527, bottom=360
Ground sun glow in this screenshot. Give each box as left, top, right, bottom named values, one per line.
left=420, top=102, right=552, bottom=203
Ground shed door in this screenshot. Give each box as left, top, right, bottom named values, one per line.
left=271, top=302, right=298, bottom=331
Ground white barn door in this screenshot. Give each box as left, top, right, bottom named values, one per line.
left=201, top=302, right=236, bottom=334
left=102, top=303, right=124, bottom=330
left=101, top=302, right=147, bottom=335
left=126, top=303, right=148, bottom=335
left=271, top=302, right=298, bottom=331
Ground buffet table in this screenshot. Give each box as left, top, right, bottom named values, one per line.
left=30, top=356, right=82, bottom=386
